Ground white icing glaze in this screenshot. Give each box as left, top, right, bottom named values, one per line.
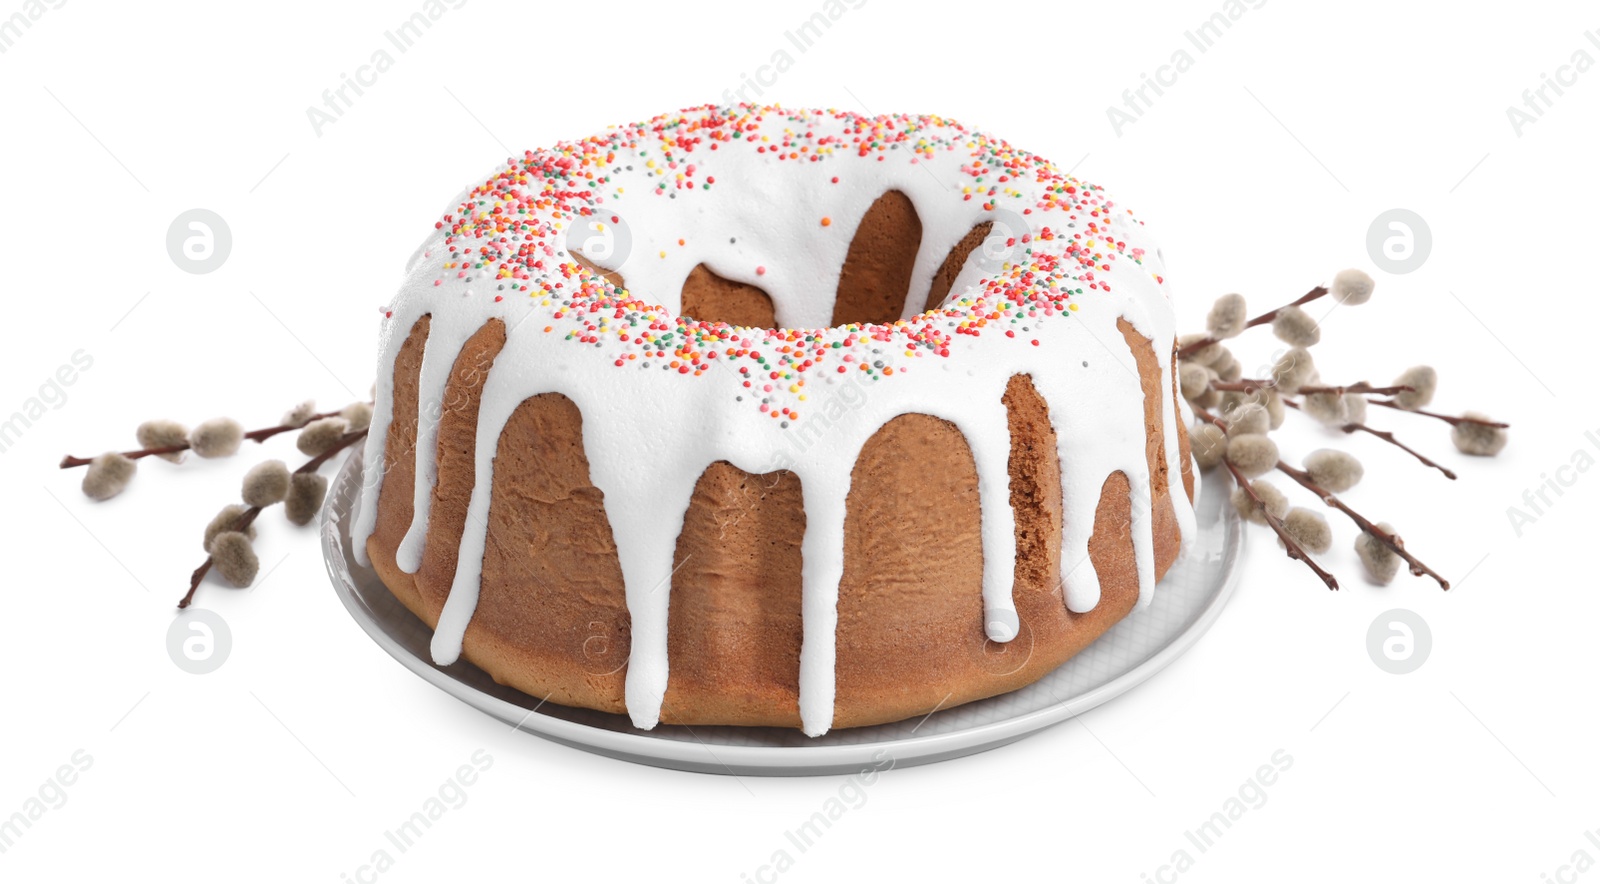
left=395, top=319, right=479, bottom=573
left=355, top=106, right=1195, bottom=736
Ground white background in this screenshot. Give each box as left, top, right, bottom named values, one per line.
left=2, top=1, right=1596, bottom=881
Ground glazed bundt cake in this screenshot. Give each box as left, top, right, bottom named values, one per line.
left=353, top=105, right=1196, bottom=736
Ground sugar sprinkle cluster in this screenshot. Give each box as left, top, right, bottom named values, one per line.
left=423, top=104, right=1150, bottom=422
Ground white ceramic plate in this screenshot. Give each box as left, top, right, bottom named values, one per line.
left=323, top=449, right=1242, bottom=776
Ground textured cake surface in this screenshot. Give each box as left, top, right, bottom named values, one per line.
left=354, top=105, right=1196, bottom=735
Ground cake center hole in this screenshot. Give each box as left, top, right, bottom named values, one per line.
left=829, top=190, right=923, bottom=328
left=681, top=264, right=777, bottom=329
left=578, top=189, right=996, bottom=330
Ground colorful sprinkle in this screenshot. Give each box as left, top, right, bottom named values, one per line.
left=422, top=104, right=1140, bottom=423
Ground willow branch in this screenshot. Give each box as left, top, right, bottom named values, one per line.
left=1367, top=399, right=1509, bottom=429
left=1226, top=460, right=1339, bottom=590
left=1194, top=406, right=1339, bottom=590
left=1209, top=379, right=1277, bottom=394
left=1282, top=398, right=1456, bottom=480
left=176, top=429, right=367, bottom=609
left=1274, top=460, right=1451, bottom=590
left=1295, top=382, right=1414, bottom=397
left=1175, top=286, right=1328, bottom=360
left=61, top=408, right=349, bottom=469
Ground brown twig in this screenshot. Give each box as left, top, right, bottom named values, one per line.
left=1367, top=399, right=1509, bottom=429
left=1226, top=460, right=1340, bottom=590
left=1295, top=382, right=1414, bottom=397
left=180, top=507, right=264, bottom=609
left=1343, top=425, right=1455, bottom=480
left=1274, top=460, right=1451, bottom=590
left=1209, top=380, right=1415, bottom=399
left=1282, top=398, right=1457, bottom=480
left=177, top=429, right=367, bottom=609
left=1194, top=406, right=1339, bottom=590
left=242, top=415, right=344, bottom=444
left=60, top=408, right=350, bottom=469
left=1175, top=285, right=1328, bottom=360
left=60, top=444, right=189, bottom=468
left=1209, top=379, right=1278, bottom=394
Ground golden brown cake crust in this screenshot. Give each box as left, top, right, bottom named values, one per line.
left=366, top=306, right=1190, bottom=731
left=660, top=464, right=805, bottom=727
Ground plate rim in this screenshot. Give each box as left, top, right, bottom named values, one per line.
left=323, top=450, right=1242, bottom=776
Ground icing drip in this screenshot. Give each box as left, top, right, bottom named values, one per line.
left=350, top=314, right=402, bottom=569
left=795, top=465, right=849, bottom=735
left=951, top=400, right=1021, bottom=643
left=356, top=105, right=1197, bottom=736
left=396, top=321, right=479, bottom=573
